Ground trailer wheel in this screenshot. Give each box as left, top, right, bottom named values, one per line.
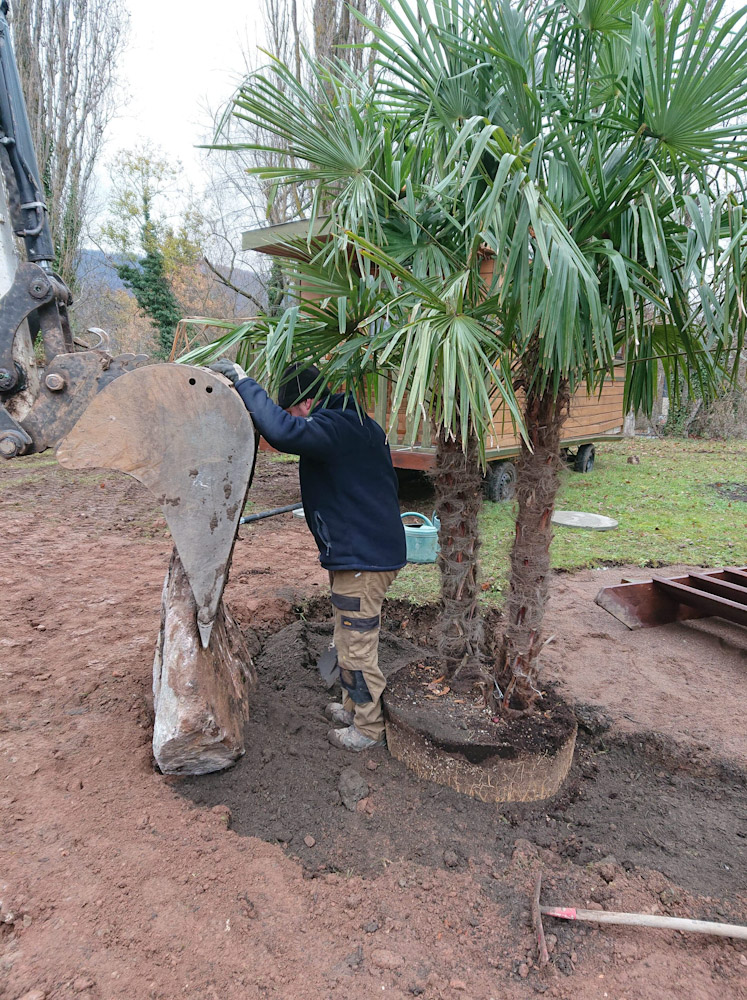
left=574, top=443, right=595, bottom=473
left=482, top=461, right=517, bottom=502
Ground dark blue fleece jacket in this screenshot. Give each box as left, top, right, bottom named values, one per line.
left=235, top=378, right=406, bottom=573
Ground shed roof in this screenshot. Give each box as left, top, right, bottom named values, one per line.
left=241, top=217, right=330, bottom=258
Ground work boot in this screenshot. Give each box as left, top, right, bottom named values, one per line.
left=327, top=725, right=385, bottom=752
left=324, top=702, right=354, bottom=727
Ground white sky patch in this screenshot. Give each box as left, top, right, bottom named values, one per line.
left=101, top=0, right=265, bottom=209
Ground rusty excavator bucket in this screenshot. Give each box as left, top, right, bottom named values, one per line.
left=0, top=1, right=259, bottom=775
left=57, top=363, right=258, bottom=775
left=57, top=363, right=255, bottom=644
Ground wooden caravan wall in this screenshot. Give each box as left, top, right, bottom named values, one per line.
left=370, top=370, right=625, bottom=469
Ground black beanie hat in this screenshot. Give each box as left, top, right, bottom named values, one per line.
left=277, top=363, right=323, bottom=410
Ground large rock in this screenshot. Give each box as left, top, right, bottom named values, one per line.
left=152, top=550, right=256, bottom=775
left=338, top=767, right=369, bottom=811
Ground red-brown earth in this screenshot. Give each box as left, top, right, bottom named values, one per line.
left=1, top=453, right=745, bottom=1000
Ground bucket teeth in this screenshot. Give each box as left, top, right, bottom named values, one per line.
left=197, top=617, right=214, bottom=649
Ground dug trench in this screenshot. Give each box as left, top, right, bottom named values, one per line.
left=179, top=607, right=746, bottom=912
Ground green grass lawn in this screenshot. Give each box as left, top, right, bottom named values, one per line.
left=389, top=437, right=747, bottom=606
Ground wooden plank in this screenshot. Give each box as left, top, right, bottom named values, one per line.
left=381, top=363, right=627, bottom=470
left=391, top=449, right=435, bottom=471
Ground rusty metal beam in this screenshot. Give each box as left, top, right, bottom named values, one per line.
left=688, top=572, right=747, bottom=603
left=596, top=567, right=747, bottom=630
left=594, top=576, right=705, bottom=629
left=653, top=575, right=747, bottom=628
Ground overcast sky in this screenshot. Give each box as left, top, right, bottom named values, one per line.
left=104, top=0, right=265, bottom=201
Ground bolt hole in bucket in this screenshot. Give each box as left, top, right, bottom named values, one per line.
left=401, top=511, right=440, bottom=564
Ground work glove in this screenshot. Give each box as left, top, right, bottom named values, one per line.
left=208, top=358, right=247, bottom=385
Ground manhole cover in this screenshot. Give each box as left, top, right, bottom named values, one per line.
left=552, top=511, right=618, bottom=531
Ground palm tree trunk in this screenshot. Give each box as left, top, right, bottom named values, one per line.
left=496, top=379, right=570, bottom=711
left=433, top=427, right=485, bottom=682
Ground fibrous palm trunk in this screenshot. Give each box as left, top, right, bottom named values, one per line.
left=433, top=427, right=485, bottom=682
left=496, top=377, right=570, bottom=711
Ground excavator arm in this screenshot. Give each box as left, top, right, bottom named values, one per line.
left=0, top=0, right=150, bottom=460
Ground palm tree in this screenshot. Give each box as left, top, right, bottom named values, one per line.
left=186, top=0, right=747, bottom=713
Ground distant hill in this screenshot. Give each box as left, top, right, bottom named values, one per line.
left=75, top=249, right=267, bottom=312
left=76, top=248, right=129, bottom=293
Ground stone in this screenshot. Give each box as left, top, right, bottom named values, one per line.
left=443, top=849, right=459, bottom=868
left=152, top=552, right=257, bottom=776
left=364, top=920, right=379, bottom=933
left=370, top=948, right=404, bottom=970
left=73, top=979, right=95, bottom=993
left=659, top=887, right=682, bottom=907
left=338, top=768, right=369, bottom=811
left=345, top=946, right=364, bottom=968
left=449, top=979, right=467, bottom=990
left=18, top=992, right=46, bottom=1000
left=366, top=760, right=378, bottom=771
left=552, top=511, right=618, bottom=531
left=518, top=963, right=529, bottom=979
left=304, top=835, right=316, bottom=848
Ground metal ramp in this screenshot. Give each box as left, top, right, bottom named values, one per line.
left=595, top=567, right=747, bottom=629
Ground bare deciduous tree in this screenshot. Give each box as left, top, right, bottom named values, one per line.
left=313, top=0, right=384, bottom=75
left=199, top=0, right=384, bottom=314
left=11, top=0, right=128, bottom=290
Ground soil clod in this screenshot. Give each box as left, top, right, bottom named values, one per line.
left=338, top=767, right=369, bottom=811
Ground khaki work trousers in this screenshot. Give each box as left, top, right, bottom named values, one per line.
left=329, top=569, right=399, bottom=741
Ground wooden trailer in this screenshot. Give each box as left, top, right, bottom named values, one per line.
left=372, top=370, right=626, bottom=500
left=242, top=220, right=627, bottom=500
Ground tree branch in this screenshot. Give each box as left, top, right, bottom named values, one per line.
left=202, top=256, right=265, bottom=313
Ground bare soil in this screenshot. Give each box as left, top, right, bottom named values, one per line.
left=1, top=454, right=746, bottom=1000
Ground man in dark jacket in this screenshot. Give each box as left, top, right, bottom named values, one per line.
left=212, top=360, right=406, bottom=753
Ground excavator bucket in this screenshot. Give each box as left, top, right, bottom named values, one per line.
left=56, top=363, right=255, bottom=647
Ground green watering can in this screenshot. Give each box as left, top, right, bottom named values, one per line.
left=401, top=511, right=440, bottom=564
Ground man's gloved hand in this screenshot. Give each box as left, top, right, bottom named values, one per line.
left=208, top=358, right=247, bottom=385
